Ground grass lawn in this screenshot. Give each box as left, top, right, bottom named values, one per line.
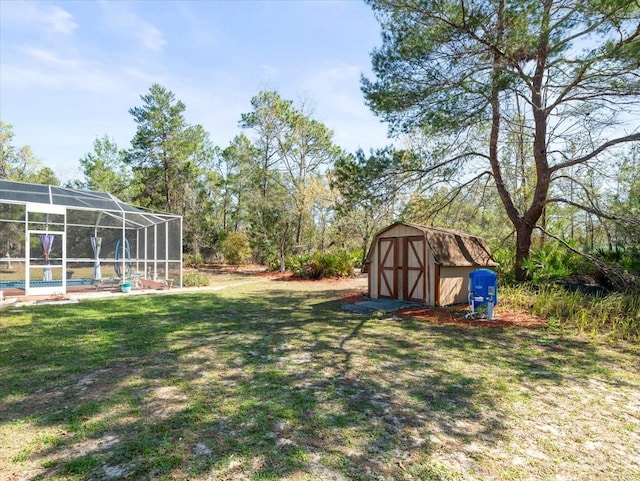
left=1, top=277, right=639, bottom=480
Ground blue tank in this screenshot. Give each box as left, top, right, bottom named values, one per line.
left=469, top=269, right=498, bottom=318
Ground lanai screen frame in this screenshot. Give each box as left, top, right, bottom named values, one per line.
left=0, top=180, right=182, bottom=296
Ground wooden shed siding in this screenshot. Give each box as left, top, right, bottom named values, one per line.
left=369, top=240, right=380, bottom=299
left=383, top=224, right=422, bottom=238
left=434, top=263, right=440, bottom=305
left=439, top=266, right=475, bottom=305
left=368, top=233, right=377, bottom=298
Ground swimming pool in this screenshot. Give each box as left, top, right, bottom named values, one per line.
left=0, top=279, right=96, bottom=289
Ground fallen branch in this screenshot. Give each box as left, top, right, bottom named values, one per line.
left=535, top=226, right=640, bottom=292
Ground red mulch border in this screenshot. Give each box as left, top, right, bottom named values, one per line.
left=339, top=293, right=547, bottom=329
left=397, top=304, right=547, bottom=328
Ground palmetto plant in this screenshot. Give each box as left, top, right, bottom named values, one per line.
left=522, top=244, right=579, bottom=286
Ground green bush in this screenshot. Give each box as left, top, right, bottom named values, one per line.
left=350, top=248, right=365, bottom=268
left=495, top=244, right=601, bottom=287
left=595, top=246, right=640, bottom=276
left=286, top=251, right=356, bottom=279
left=521, top=244, right=584, bottom=286
left=183, top=272, right=210, bottom=287
left=183, top=252, right=205, bottom=267
left=492, top=247, right=516, bottom=285
left=500, top=284, right=640, bottom=341
left=222, top=231, right=252, bottom=266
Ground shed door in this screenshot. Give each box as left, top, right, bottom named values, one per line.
left=378, top=237, right=398, bottom=299
left=404, top=236, right=426, bottom=302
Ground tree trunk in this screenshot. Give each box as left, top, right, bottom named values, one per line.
left=361, top=235, right=369, bottom=268
left=487, top=0, right=531, bottom=281
left=514, top=221, right=534, bottom=281
left=295, top=211, right=303, bottom=246
left=234, top=188, right=242, bottom=232
left=279, top=243, right=286, bottom=273
left=279, top=222, right=290, bottom=273
left=511, top=0, right=552, bottom=281
left=222, top=195, right=228, bottom=231
left=539, top=206, right=546, bottom=248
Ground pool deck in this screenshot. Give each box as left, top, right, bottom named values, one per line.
left=0, top=280, right=175, bottom=307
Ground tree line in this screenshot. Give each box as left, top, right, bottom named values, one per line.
left=1, top=0, right=638, bottom=286
left=0, top=87, right=401, bottom=271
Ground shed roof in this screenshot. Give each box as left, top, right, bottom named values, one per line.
left=367, top=221, right=496, bottom=267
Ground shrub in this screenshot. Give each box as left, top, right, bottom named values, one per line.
left=500, top=284, right=640, bottom=341
left=287, top=251, right=356, bottom=279
left=492, top=247, right=516, bottom=285
left=521, top=244, right=582, bottom=286
left=183, top=272, right=210, bottom=287
left=222, top=231, right=252, bottom=266
left=349, top=248, right=365, bottom=268
left=595, top=246, right=640, bottom=276
left=495, top=244, right=600, bottom=287
left=183, top=252, right=205, bottom=267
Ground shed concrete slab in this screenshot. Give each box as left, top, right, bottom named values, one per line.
left=342, top=298, right=421, bottom=315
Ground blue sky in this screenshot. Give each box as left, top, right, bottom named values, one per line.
left=0, top=0, right=390, bottom=182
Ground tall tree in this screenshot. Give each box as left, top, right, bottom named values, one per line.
left=0, top=121, right=59, bottom=184
left=279, top=107, right=342, bottom=245
left=363, top=0, right=640, bottom=280
left=127, top=84, right=214, bottom=260
left=239, top=92, right=295, bottom=263
left=218, top=134, right=257, bottom=232
left=608, top=144, right=640, bottom=250
left=331, top=147, right=408, bottom=263
left=240, top=91, right=291, bottom=199
left=240, top=90, right=341, bottom=253
left=250, top=179, right=297, bottom=271
left=127, top=84, right=213, bottom=213
left=75, top=135, right=131, bottom=198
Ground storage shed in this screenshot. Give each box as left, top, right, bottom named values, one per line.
left=364, top=222, right=496, bottom=306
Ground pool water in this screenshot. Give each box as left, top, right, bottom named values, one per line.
left=0, top=279, right=96, bottom=289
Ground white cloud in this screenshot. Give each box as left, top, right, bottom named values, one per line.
left=2, top=56, right=121, bottom=94
left=46, top=5, right=78, bottom=35
left=137, top=24, right=166, bottom=51
left=3, top=13, right=167, bottom=96
left=22, top=47, right=78, bottom=67
left=1, top=1, right=391, bottom=180
left=98, top=2, right=167, bottom=52
left=2, top=2, right=77, bottom=35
